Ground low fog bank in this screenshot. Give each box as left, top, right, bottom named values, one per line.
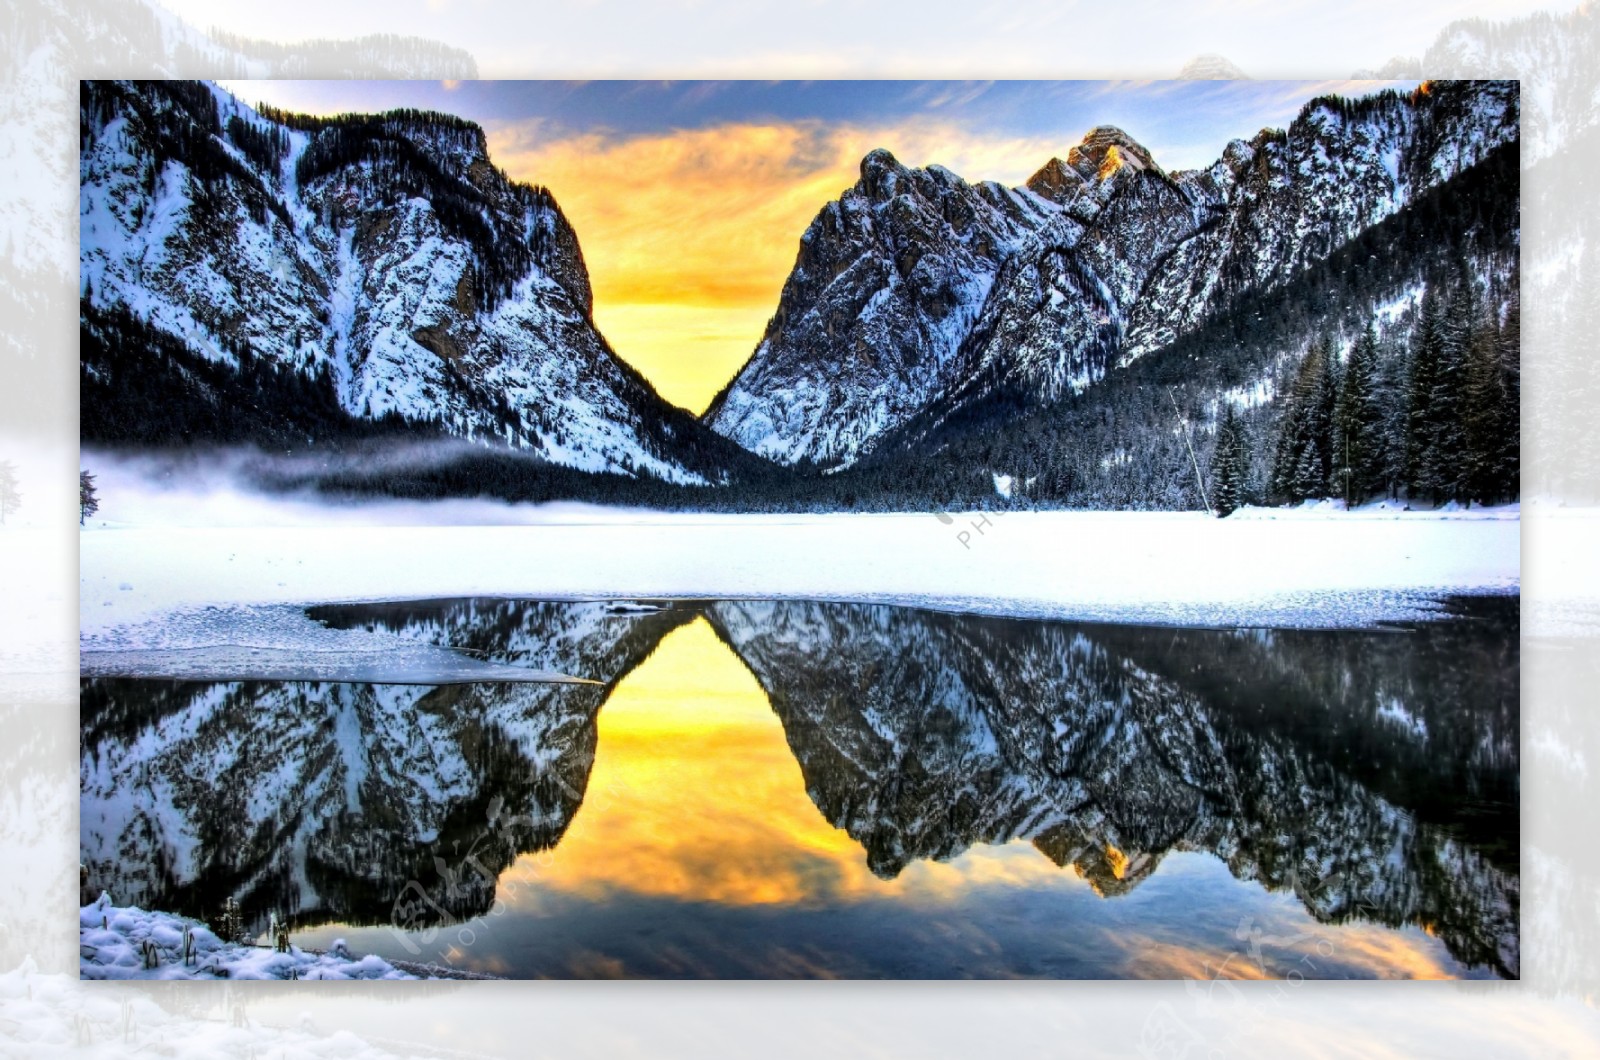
left=78, top=443, right=662, bottom=528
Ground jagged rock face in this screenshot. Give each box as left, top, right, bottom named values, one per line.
left=79, top=79, right=719, bottom=482
left=704, top=600, right=1519, bottom=977
left=1119, top=80, right=1519, bottom=364
left=702, top=148, right=1055, bottom=467
left=78, top=602, right=694, bottom=932
left=707, top=81, right=1519, bottom=469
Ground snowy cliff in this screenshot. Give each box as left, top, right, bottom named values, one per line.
left=79, top=80, right=742, bottom=483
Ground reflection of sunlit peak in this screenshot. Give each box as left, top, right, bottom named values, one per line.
left=505, top=616, right=1071, bottom=909
left=1105, top=843, right=1129, bottom=880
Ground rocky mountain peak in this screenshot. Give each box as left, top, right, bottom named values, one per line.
left=79, top=79, right=752, bottom=484
left=859, top=147, right=908, bottom=198
left=1066, top=125, right=1160, bottom=180
left=1025, top=156, right=1086, bottom=204
left=708, top=80, right=1518, bottom=473
left=1177, top=53, right=1251, bottom=80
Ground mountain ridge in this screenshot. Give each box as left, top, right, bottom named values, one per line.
left=704, top=80, right=1518, bottom=473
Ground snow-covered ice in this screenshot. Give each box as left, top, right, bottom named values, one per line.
left=78, top=893, right=418, bottom=980
left=80, top=603, right=597, bottom=683
left=79, top=467, right=1520, bottom=648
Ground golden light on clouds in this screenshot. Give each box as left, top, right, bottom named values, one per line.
left=488, top=120, right=1067, bottom=413
left=500, top=615, right=1070, bottom=906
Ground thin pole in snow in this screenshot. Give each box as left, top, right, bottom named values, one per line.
left=1169, top=387, right=1213, bottom=515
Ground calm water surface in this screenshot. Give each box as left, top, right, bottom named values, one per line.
left=80, top=597, right=1518, bottom=979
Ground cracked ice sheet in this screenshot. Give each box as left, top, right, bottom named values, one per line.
left=79, top=604, right=597, bottom=684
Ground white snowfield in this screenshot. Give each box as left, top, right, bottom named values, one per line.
left=80, top=492, right=1520, bottom=643
left=79, top=894, right=418, bottom=981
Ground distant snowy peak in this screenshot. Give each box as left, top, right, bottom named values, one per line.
left=1068, top=125, right=1164, bottom=180
left=1178, top=54, right=1251, bottom=80
left=79, top=79, right=731, bottom=484
left=708, top=79, right=1519, bottom=469
left=1024, top=126, right=1166, bottom=209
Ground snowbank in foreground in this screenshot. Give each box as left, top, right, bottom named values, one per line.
left=81, top=505, right=1520, bottom=637
left=79, top=894, right=416, bottom=981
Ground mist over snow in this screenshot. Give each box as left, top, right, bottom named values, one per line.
left=79, top=444, right=659, bottom=529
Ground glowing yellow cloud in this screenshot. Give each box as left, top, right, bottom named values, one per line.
left=488, top=120, right=1066, bottom=413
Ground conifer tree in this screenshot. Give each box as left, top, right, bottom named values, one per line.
left=1270, top=336, right=1338, bottom=504
left=1333, top=322, right=1383, bottom=505
left=80, top=470, right=99, bottom=525
left=1406, top=288, right=1445, bottom=501
left=1211, top=404, right=1248, bottom=517
left=1463, top=305, right=1506, bottom=505
left=1422, top=281, right=1475, bottom=501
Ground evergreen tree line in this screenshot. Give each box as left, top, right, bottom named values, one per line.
left=81, top=302, right=425, bottom=449
left=1219, top=277, right=1519, bottom=514
left=827, top=137, right=1519, bottom=514
left=1260, top=281, right=1510, bottom=512
left=226, top=114, right=291, bottom=174
left=80, top=298, right=770, bottom=491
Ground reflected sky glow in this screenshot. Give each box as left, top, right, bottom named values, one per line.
left=462, top=615, right=1478, bottom=979
left=89, top=596, right=1513, bottom=979
left=502, top=617, right=1075, bottom=907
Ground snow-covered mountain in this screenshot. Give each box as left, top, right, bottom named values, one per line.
left=705, top=80, right=1519, bottom=471
left=79, top=79, right=743, bottom=483
left=701, top=149, right=1056, bottom=468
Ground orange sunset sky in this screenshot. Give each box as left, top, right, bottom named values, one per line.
left=224, top=79, right=1406, bottom=413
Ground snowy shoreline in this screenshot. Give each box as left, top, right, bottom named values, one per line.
left=78, top=894, right=445, bottom=981
left=80, top=504, right=1520, bottom=644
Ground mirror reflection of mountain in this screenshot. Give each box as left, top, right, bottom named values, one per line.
left=79, top=597, right=1517, bottom=977
left=702, top=598, right=1518, bottom=978
left=80, top=601, right=695, bottom=932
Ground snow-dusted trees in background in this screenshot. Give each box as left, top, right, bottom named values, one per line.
left=1332, top=323, right=1384, bottom=505
left=1259, top=279, right=1519, bottom=512
left=1269, top=335, right=1339, bottom=505
left=1403, top=280, right=1520, bottom=507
